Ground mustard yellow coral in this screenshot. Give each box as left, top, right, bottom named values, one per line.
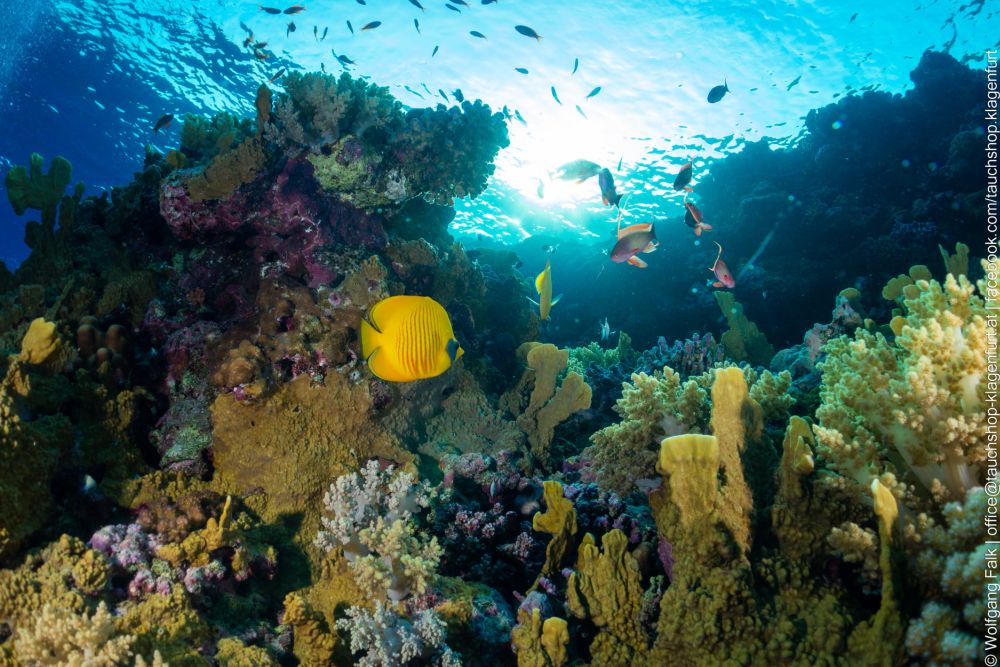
left=510, top=608, right=568, bottom=667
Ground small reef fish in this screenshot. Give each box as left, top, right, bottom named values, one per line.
left=439, top=89, right=449, bottom=102
left=709, top=241, right=736, bottom=288
left=269, top=67, right=287, bottom=82
left=529, top=260, right=561, bottom=321
left=572, top=57, right=579, bottom=74
left=786, top=75, right=801, bottom=91
left=542, top=244, right=558, bottom=254
left=286, top=21, right=296, bottom=37
left=446, top=3, right=462, bottom=11
left=611, top=222, right=658, bottom=268
left=598, top=168, right=623, bottom=207
left=452, top=88, right=465, bottom=103
left=432, top=45, right=439, bottom=56
left=255, top=40, right=269, bottom=48
left=284, top=5, right=306, bottom=14
left=362, top=21, right=382, bottom=31
left=515, top=25, right=541, bottom=41
left=470, top=30, right=487, bottom=39
left=313, top=25, right=318, bottom=40
left=361, top=296, right=463, bottom=382
left=515, top=67, right=529, bottom=74
left=551, top=86, right=561, bottom=105
left=405, top=85, right=424, bottom=98
left=482, top=0, right=497, bottom=4
left=707, top=79, right=729, bottom=103
left=599, top=317, right=613, bottom=341
left=347, top=20, right=354, bottom=34
left=673, top=162, right=693, bottom=192
left=243, top=33, right=255, bottom=47
left=414, top=18, right=421, bottom=33
left=452, top=0, right=469, bottom=4
left=617, top=155, right=623, bottom=171
left=153, top=113, right=174, bottom=133
left=683, top=200, right=712, bottom=236
left=849, top=12, right=858, bottom=23
left=410, top=0, right=426, bottom=10
left=575, top=105, right=587, bottom=119
left=321, top=27, right=328, bottom=40
left=514, top=110, right=527, bottom=125
left=356, top=0, right=366, bottom=4
left=554, top=159, right=601, bottom=182
left=585, top=86, right=602, bottom=99
left=254, top=48, right=270, bottom=60
left=258, top=5, right=282, bottom=14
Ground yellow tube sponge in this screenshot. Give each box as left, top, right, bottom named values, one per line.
left=566, top=529, right=649, bottom=664
left=531, top=480, right=577, bottom=581
left=510, top=607, right=568, bottom=667
left=709, top=367, right=755, bottom=554
left=658, top=434, right=719, bottom=524
left=18, top=318, right=69, bottom=371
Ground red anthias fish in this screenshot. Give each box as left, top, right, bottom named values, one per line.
left=709, top=241, right=735, bottom=288
left=683, top=200, right=713, bottom=237
left=611, top=222, right=657, bottom=268
left=598, top=168, right=623, bottom=207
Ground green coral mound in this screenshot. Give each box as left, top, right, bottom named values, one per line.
left=5, top=153, right=72, bottom=220
left=270, top=71, right=404, bottom=150
left=180, top=112, right=254, bottom=164
left=267, top=71, right=509, bottom=208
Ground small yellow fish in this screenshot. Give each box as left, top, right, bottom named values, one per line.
left=531, top=260, right=562, bottom=321
left=361, top=296, right=463, bottom=382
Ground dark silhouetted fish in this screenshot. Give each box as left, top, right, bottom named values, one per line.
left=439, top=89, right=449, bottom=102
left=421, top=83, right=432, bottom=94
left=575, top=105, right=587, bottom=119
left=707, top=79, right=729, bottom=103
left=347, top=20, right=353, bottom=33
left=432, top=45, right=439, bottom=56
left=410, top=0, right=425, bottom=10
left=270, top=67, right=287, bottom=82
left=287, top=21, right=296, bottom=36
left=470, top=30, right=486, bottom=38
left=598, top=168, right=622, bottom=206
left=515, top=67, right=529, bottom=74
left=453, top=88, right=465, bottom=103
left=284, top=4, right=306, bottom=14
left=551, top=86, right=561, bottom=105
left=362, top=21, right=382, bottom=31
left=414, top=18, right=420, bottom=33
left=482, top=0, right=497, bottom=4
left=572, top=57, right=579, bottom=74
left=356, top=0, right=366, bottom=4
left=405, top=85, right=424, bottom=98
left=153, top=113, right=174, bottom=133
left=514, top=110, right=526, bottom=125
left=673, top=162, right=693, bottom=192
left=313, top=25, right=318, bottom=40
left=849, top=12, right=858, bottom=23
left=554, top=159, right=601, bottom=182
left=258, top=5, right=282, bottom=13
left=586, top=86, right=601, bottom=99
left=515, top=25, right=541, bottom=41
left=452, top=0, right=468, bottom=4
left=786, top=75, right=801, bottom=91
left=446, top=3, right=461, bottom=11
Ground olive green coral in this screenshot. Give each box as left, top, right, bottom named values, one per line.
left=714, top=291, right=774, bottom=366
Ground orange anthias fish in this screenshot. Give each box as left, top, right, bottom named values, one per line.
left=709, top=241, right=735, bottom=288
left=611, top=222, right=658, bottom=268
left=683, top=200, right=713, bottom=236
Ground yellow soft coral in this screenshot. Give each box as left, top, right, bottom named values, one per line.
left=531, top=480, right=577, bottom=582
left=19, top=317, right=69, bottom=370
left=13, top=602, right=135, bottom=666
left=510, top=607, right=568, bottom=667
left=815, top=271, right=987, bottom=505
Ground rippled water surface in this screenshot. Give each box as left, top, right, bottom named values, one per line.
left=0, top=0, right=993, bottom=263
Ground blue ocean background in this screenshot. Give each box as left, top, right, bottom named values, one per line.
left=0, top=0, right=993, bottom=270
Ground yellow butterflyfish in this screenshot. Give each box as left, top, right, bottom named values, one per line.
left=361, top=296, right=464, bottom=382
left=530, top=260, right=562, bottom=321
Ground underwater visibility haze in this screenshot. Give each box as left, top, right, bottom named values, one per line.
left=0, top=0, right=995, bottom=665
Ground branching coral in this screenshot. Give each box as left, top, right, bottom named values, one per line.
left=12, top=602, right=136, bottom=666
left=335, top=601, right=461, bottom=667
left=315, top=460, right=440, bottom=602
left=815, top=270, right=987, bottom=506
